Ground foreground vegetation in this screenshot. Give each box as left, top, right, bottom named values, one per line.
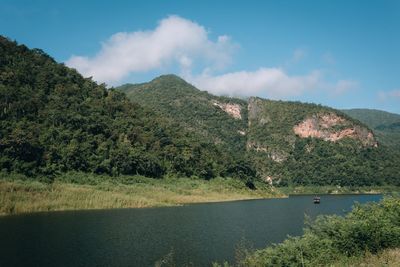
left=0, top=173, right=281, bottom=216
left=214, top=197, right=400, bottom=267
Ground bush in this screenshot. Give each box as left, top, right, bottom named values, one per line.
left=241, top=197, right=400, bottom=266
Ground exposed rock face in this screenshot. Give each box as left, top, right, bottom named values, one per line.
left=213, top=101, right=242, bottom=119
left=293, top=113, right=377, bottom=146
left=247, top=97, right=269, bottom=126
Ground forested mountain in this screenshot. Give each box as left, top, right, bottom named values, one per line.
left=1, top=36, right=399, bottom=187
left=0, top=36, right=249, bottom=181
left=119, top=75, right=248, bottom=156
left=342, top=109, right=400, bottom=150
left=119, top=77, right=400, bottom=186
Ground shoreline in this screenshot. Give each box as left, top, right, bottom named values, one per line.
left=1, top=178, right=398, bottom=216
left=0, top=178, right=282, bottom=216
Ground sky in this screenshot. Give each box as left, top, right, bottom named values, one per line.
left=1, top=0, right=400, bottom=113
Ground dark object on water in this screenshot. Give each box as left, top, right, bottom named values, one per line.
left=313, top=196, right=321, bottom=204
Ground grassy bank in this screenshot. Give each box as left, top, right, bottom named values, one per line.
left=1, top=172, right=398, bottom=216
left=213, top=197, right=400, bottom=267
left=0, top=173, right=282, bottom=216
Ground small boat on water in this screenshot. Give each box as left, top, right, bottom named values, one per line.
left=313, top=196, right=321, bottom=204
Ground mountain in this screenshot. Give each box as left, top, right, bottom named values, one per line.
left=0, top=36, right=249, bottom=181
left=119, top=75, right=248, bottom=156
left=1, top=36, right=399, bottom=187
left=342, top=109, right=400, bottom=150
left=118, top=77, right=400, bottom=186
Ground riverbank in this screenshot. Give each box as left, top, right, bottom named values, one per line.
left=0, top=175, right=281, bottom=216
left=1, top=172, right=398, bottom=216
left=279, top=185, right=400, bottom=195
left=213, top=197, right=400, bottom=267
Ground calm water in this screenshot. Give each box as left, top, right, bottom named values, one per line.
left=0, top=194, right=381, bottom=267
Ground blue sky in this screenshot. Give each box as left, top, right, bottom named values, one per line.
left=1, top=0, right=399, bottom=113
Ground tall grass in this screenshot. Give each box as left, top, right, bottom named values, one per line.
left=0, top=172, right=281, bottom=215
left=1, top=171, right=397, bottom=216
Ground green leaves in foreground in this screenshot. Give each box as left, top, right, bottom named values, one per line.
left=240, top=197, right=400, bottom=267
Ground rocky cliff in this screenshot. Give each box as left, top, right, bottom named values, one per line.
left=293, top=113, right=377, bottom=147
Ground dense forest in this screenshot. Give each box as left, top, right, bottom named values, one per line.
left=1, top=36, right=400, bottom=187
left=119, top=75, right=249, bottom=159
left=246, top=98, right=400, bottom=186
left=120, top=76, right=400, bottom=187
left=0, top=36, right=252, bottom=182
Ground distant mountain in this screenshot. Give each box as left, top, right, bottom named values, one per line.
left=118, top=77, right=400, bottom=186
left=342, top=109, right=400, bottom=150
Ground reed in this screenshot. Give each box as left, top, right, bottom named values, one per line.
left=0, top=175, right=281, bottom=216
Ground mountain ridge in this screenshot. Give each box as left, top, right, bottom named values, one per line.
left=342, top=108, right=400, bottom=150
left=1, top=36, right=399, bottom=187
left=117, top=75, right=400, bottom=186
left=0, top=36, right=248, bottom=181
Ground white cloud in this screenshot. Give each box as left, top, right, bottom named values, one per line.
left=331, top=80, right=359, bottom=95
left=187, top=68, right=322, bottom=98
left=66, top=15, right=236, bottom=84
left=378, top=89, right=400, bottom=101
left=186, top=69, right=358, bottom=99
left=66, top=15, right=357, bottom=100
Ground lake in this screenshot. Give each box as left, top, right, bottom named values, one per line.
left=0, top=194, right=381, bottom=267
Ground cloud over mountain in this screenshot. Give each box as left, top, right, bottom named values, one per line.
left=67, top=15, right=357, bottom=100
left=66, top=15, right=235, bottom=84
left=188, top=68, right=321, bottom=98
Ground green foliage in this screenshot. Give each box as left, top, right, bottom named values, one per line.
left=118, top=75, right=249, bottom=157
left=119, top=78, right=400, bottom=187
left=0, top=174, right=279, bottom=215
left=0, top=36, right=256, bottom=182
left=1, top=36, right=399, bottom=188
left=342, top=108, right=400, bottom=150
left=277, top=139, right=400, bottom=187
left=247, top=98, right=400, bottom=187
left=241, top=197, right=400, bottom=267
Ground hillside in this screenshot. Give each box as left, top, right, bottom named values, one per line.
left=119, top=78, right=400, bottom=187
left=342, top=109, right=400, bottom=150
left=119, top=75, right=248, bottom=155
left=1, top=36, right=399, bottom=188
left=247, top=98, right=383, bottom=186
left=0, top=36, right=249, bottom=181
